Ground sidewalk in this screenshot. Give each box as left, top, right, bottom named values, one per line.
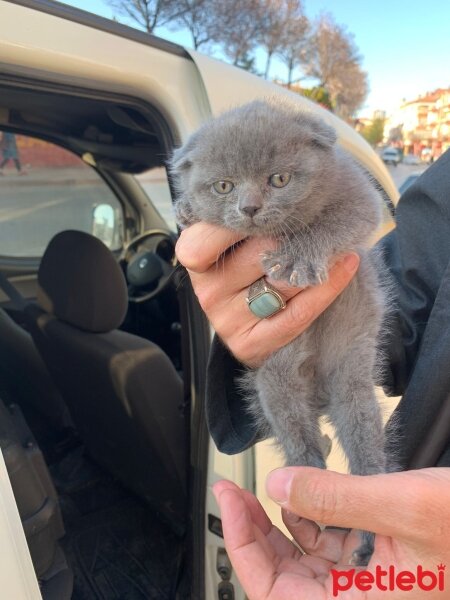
left=0, top=166, right=168, bottom=189
left=0, top=166, right=100, bottom=189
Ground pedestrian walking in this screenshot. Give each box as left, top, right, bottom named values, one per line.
left=0, top=132, right=25, bottom=174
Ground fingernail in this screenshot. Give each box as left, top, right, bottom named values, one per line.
left=266, top=468, right=294, bottom=504
left=342, top=253, right=359, bottom=273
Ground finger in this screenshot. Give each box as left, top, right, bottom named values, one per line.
left=267, top=467, right=450, bottom=543
left=282, top=510, right=348, bottom=563
left=214, top=482, right=313, bottom=568
left=254, top=253, right=359, bottom=337
left=239, top=488, right=273, bottom=536
left=219, top=254, right=359, bottom=365
left=213, top=480, right=273, bottom=537
left=241, top=489, right=314, bottom=562
left=186, top=235, right=281, bottom=300
left=213, top=485, right=278, bottom=599
left=175, top=223, right=245, bottom=273
left=177, top=224, right=358, bottom=341
left=204, top=280, right=299, bottom=344
left=188, top=244, right=288, bottom=317
left=213, top=479, right=240, bottom=493
left=213, top=481, right=278, bottom=564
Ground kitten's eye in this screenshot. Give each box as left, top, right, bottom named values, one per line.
left=212, top=180, right=234, bottom=194
left=269, top=173, right=291, bottom=188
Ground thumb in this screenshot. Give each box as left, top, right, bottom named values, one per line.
left=266, top=467, right=449, bottom=543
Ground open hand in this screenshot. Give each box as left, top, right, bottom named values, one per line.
left=213, top=467, right=450, bottom=599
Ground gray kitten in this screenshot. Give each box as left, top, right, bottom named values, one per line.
left=170, top=98, right=391, bottom=565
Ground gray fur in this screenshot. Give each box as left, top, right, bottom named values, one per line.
left=170, top=98, right=393, bottom=565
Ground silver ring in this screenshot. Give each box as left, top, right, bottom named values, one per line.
left=246, top=277, right=286, bottom=319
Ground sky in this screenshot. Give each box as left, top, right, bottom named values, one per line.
left=59, top=0, right=450, bottom=117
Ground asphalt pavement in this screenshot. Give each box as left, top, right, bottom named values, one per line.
left=384, top=161, right=427, bottom=188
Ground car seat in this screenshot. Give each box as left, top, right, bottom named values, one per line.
left=0, top=306, right=71, bottom=431
left=25, top=230, right=187, bottom=533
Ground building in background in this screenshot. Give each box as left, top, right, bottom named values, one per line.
left=384, top=88, right=450, bottom=160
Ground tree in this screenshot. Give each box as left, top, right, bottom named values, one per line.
left=258, top=0, right=307, bottom=80
left=277, top=11, right=310, bottom=88
left=332, top=62, right=368, bottom=119
left=300, top=86, right=333, bottom=110
left=211, top=0, right=266, bottom=67
left=303, top=13, right=367, bottom=117
left=108, top=0, right=183, bottom=33
left=361, top=117, right=385, bottom=146
left=235, top=52, right=259, bottom=74
left=169, top=0, right=217, bottom=50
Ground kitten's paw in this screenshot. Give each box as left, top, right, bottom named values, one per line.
left=261, top=251, right=294, bottom=282
left=289, top=262, right=329, bottom=287
left=262, top=252, right=329, bottom=287
left=350, top=531, right=374, bottom=566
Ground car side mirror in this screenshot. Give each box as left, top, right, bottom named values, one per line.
left=92, top=203, right=119, bottom=249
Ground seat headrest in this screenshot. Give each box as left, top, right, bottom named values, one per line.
left=37, top=230, right=128, bottom=333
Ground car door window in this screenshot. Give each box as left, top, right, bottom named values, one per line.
left=0, top=131, right=123, bottom=257
left=137, top=166, right=176, bottom=232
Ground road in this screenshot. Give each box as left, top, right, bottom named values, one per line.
left=384, top=161, right=427, bottom=189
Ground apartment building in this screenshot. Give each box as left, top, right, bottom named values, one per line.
left=385, top=88, right=450, bottom=159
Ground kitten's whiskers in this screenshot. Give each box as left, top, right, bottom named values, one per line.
left=286, top=215, right=313, bottom=235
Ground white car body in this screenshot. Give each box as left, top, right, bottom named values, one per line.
left=381, top=147, right=402, bottom=165
left=0, top=2, right=398, bottom=599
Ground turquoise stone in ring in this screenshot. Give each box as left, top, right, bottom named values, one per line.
left=246, top=278, right=286, bottom=319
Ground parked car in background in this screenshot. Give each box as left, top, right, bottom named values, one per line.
left=0, top=1, right=398, bottom=599
left=381, top=147, right=402, bottom=165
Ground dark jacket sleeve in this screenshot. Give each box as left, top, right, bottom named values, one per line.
left=380, top=152, right=450, bottom=467
left=206, top=336, right=266, bottom=454
left=379, top=151, right=450, bottom=396
left=206, top=150, right=450, bottom=457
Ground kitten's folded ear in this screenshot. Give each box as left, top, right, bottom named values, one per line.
left=299, top=113, right=337, bottom=149
left=169, top=134, right=198, bottom=173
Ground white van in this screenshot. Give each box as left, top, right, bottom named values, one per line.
left=381, top=147, right=402, bottom=166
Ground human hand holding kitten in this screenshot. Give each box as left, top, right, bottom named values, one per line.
left=176, top=223, right=360, bottom=367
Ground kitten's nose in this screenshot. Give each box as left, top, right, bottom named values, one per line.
left=239, top=195, right=262, bottom=217
left=240, top=205, right=260, bottom=217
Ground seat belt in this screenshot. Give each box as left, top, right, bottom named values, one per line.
left=0, top=272, right=28, bottom=311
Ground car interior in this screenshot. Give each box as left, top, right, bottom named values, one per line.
left=0, top=78, right=210, bottom=600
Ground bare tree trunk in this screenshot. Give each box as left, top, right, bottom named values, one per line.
left=287, top=58, right=294, bottom=88
left=264, top=51, right=273, bottom=79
